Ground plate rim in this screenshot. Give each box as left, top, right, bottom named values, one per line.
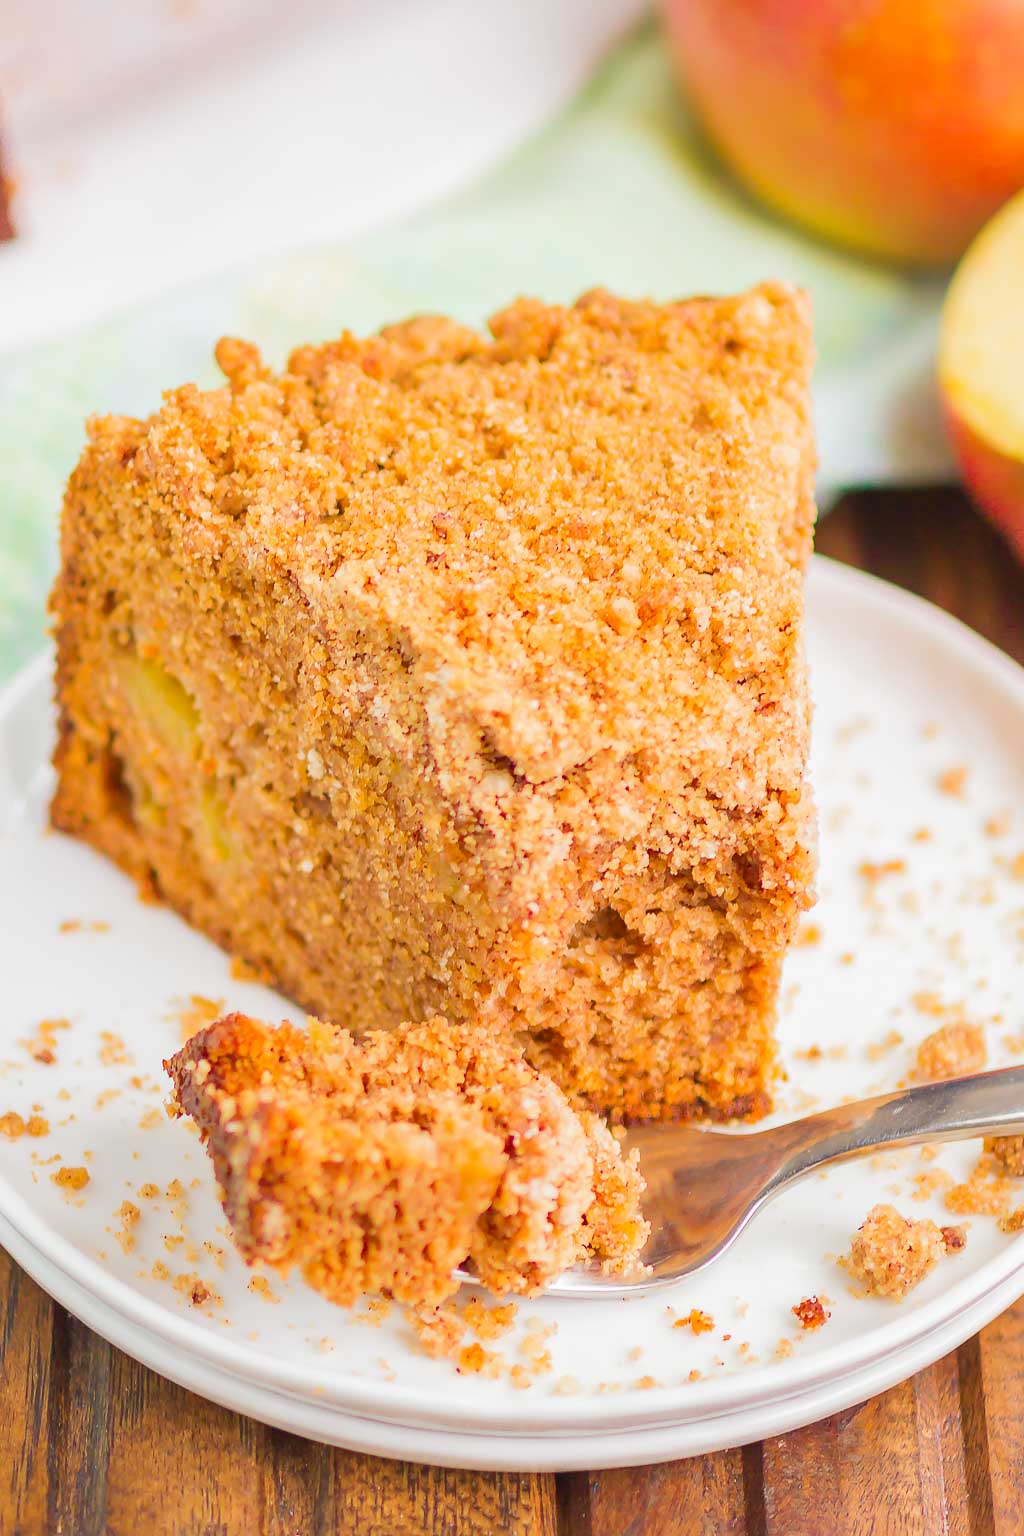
left=4, top=1206, right=1022, bottom=1470
left=3, top=553, right=1024, bottom=1435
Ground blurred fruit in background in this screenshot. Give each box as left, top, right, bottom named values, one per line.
left=660, top=0, right=1024, bottom=267
left=940, top=190, right=1024, bottom=559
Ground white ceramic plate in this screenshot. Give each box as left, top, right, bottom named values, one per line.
left=3, top=557, right=1024, bottom=1457
left=3, top=1207, right=1021, bottom=1471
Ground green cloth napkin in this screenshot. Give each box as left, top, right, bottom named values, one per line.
left=0, top=23, right=948, bottom=685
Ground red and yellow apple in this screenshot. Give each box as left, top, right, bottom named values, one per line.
left=660, top=0, right=1024, bottom=266
left=940, top=188, right=1024, bottom=558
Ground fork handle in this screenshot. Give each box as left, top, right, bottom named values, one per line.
left=769, top=1066, right=1024, bottom=1194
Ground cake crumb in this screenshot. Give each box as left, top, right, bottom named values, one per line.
left=115, top=1200, right=141, bottom=1253
left=914, top=1022, right=987, bottom=1082
left=674, top=1308, right=715, bottom=1335
left=52, top=1165, right=89, bottom=1192
left=0, top=1111, right=49, bottom=1139
left=408, top=1305, right=466, bottom=1359
left=775, top=1338, right=794, bottom=1359
left=911, top=1168, right=954, bottom=1201
left=985, top=1135, right=1024, bottom=1176
left=519, top=1332, right=554, bottom=1375
left=462, top=1297, right=517, bottom=1340
left=841, top=1204, right=950, bottom=1299
left=865, top=1030, right=903, bottom=1062
left=247, top=1274, right=279, bottom=1304
left=998, top=1209, right=1024, bottom=1234
left=941, top=1225, right=967, bottom=1252
left=351, top=1295, right=392, bottom=1326
left=911, top=991, right=951, bottom=1018
left=21, top=1018, right=71, bottom=1065
left=858, top=859, right=907, bottom=882
left=945, top=1154, right=1013, bottom=1216
left=796, top=922, right=822, bottom=948
left=99, top=1031, right=132, bottom=1067
left=175, top=1273, right=221, bottom=1308
left=937, top=765, right=968, bottom=798
left=455, top=1342, right=502, bottom=1378
left=552, top=1375, right=581, bottom=1395
left=792, top=1296, right=830, bottom=1330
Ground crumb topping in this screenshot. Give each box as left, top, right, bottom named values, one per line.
left=90, top=285, right=814, bottom=788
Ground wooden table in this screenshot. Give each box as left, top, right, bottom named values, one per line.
left=4, top=488, right=1024, bottom=1536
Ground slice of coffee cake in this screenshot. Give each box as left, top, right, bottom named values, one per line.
left=54, top=284, right=816, bottom=1120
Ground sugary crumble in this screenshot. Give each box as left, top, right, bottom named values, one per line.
left=51, top=1165, right=90, bottom=1192
left=792, top=1296, right=830, bottom=1330
left=914, top=1021, right=987, bottom=1081
left=841, top=1203, right=961, bottom=1299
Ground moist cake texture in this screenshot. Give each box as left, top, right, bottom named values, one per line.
left=165, top=1012, right=649, bottom=1305
left=53, top=283, right=817, bottom=1121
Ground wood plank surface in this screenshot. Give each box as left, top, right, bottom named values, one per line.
left=3, top=486, right=1024, bottom=1534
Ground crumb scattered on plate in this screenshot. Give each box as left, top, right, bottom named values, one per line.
left=0, top=1111, right=49, bottom=1139
left=51, top=1165, right=89, bottom=1193
left=20, top=1017, right=70, bottom=1066
left=985, top=1134, right=1024, bottom=1176
left=914, top=1021, right=987, bottom=1081
left=945, top=1154, right=1014, bottom=1216
left=936, top=765, right=968, bottom=797
left=672, top=1308, right=715, bottom=1335
left=248, top=1274, right=279, bottom=1304
left=792, top=1296, right=830, bottom=1330
left=840, top=1203, right=964, bottom=1299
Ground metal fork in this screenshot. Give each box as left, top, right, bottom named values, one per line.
left=456, top=1068, right=1024, bottom=1299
